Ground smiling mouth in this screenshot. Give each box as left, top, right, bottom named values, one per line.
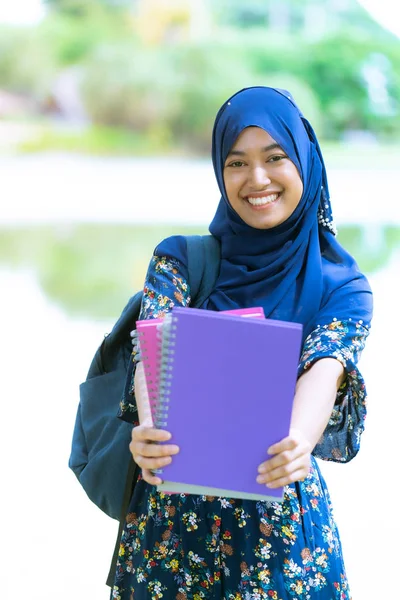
left=246, top=193, right=281, bottom=206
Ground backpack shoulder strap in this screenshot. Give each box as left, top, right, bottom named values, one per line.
left=185, top=234, right=220, bottom=307
left=100, top=290, right=143, bottom=373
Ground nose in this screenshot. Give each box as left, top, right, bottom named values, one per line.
left=248, top=165, right=272, bottom=189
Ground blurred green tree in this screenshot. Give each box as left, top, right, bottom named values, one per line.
left=0, top=25, right=56, bottom=102
left=44, top=0, right=135, bottom=13
left=1, top=0, right=399, bottom=148
left=39, top=0, right=134, bottom=65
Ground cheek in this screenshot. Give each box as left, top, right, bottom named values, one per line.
left=295, top=180, right=304, bottom=204
left=224, top=174, right=243, bottom=202
left=285, top=169, right=303, bottom=204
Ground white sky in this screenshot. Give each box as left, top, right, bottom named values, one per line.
left=0, top=0, right=46, bottom=25
left=0, top=0, right=398, bottom=36
left=358, top=0, right=400, bottom=37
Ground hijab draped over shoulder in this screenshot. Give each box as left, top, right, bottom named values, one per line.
left=202, top=86, right=372, bottom=340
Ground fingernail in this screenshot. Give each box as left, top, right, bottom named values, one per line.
left=256, top=475, right=264, bottom=484
left=258, top=466, right=266, bottom=474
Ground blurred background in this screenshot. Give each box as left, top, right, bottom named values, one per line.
left=1, top=1, right=399, bottom=598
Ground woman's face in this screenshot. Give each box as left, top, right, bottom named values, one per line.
left=223, top=127, right=303, bottom=230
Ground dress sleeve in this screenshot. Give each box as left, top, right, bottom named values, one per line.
left=298, top=318, right=371, bottom=462
left=118, top=236, right=191, bottom=423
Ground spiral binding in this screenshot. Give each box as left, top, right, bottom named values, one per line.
left=154, top=314, right=176, bottom=430
left=131, top=329, right=141, bottom=360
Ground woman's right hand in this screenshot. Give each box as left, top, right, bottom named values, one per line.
left=130, top=425, right=180, bottom=486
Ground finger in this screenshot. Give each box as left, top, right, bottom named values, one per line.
left=134, top=454, right=173, bottom=471
left=267, top=435, right=298, bottom=455
left=258, top=446, right=304, bottom=473
left=142, top=468, right=163, bottom=486
left=258, top=454, right=310, bottom=482
left=261, top=466, right=310, bottom=489
left=132, top=426, right=172, bottom=443
left=136, top=441, right=179, bottom=458
left=257, top=457, right=310, bottom=486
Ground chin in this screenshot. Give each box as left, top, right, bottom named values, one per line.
left=247, top=218, right=279, bottom=230
left=256, top=224, right=276, bottom=230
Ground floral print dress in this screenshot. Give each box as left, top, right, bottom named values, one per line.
left=111, top=250, right=370, bottom=600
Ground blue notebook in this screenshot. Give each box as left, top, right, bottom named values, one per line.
left=156, top=307, right=303, bottom=502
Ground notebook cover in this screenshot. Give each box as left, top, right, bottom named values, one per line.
left=136, top=307, right=265, bottom=422
left=156, top=307, right=302, bottom=501
left=223, top=307, right=265, bottom=318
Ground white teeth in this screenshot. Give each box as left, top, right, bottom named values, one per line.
left=247, top=193, right=279, bottom=206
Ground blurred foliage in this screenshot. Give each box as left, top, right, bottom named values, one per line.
left=0, top=0, right=399, bottom=153
left=165, top=43, right=264, bottom=151
left=16, top=131, right=400, bottom=168
left=44, top=0, right=133, bottom=11
left=70, top=36, right=323, bottom=152
left=19, top=123, right=174, bottom=155
left=80, top=41, right=180, bottom=132
left=302, top=33, right=400, bottom=138
left=0, top=25, right=56, bottom=102
left=39, top=1, right=133, bottom=65
left=78, top=26, right=400, bottom=145
left=0, top=223, right=399, bottom=319
left=214, top=0, right=269, bottom=29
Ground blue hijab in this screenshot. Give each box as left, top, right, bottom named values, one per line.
left=203, top=87, right=372, bottom=340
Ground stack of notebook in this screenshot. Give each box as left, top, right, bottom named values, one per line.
left=136, top=306, right=302, bottom=502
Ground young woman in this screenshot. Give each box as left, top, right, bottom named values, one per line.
left=112, top=86, right=373, bottom=599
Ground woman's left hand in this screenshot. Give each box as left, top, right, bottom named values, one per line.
left=256, top=428, right=312, bottom=488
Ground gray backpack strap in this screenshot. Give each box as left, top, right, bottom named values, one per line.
left=185, top=235, right=220, bottom=307
left=195, top=235, right=221, bottom=306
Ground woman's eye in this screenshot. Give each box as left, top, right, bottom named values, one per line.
left=268, top=155, right=287, bottom=163
left=227, top=161, right=245, bottom=168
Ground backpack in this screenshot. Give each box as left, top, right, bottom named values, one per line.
left=68, top=234, right=221, bottom=525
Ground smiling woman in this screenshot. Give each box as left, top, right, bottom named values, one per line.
left=99, top=86, right=374, bottom=600
left=223, top=127, right=304, bottom=230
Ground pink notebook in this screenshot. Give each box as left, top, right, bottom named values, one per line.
left=136, top=307, right=265, bottom=425
left=135, top=318, right=163, bottom=425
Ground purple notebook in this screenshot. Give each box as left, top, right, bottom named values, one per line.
left=156, top=307, right=303, bottom=502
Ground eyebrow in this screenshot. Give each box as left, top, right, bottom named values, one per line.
left=226, top=143, right=282, bottom=158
